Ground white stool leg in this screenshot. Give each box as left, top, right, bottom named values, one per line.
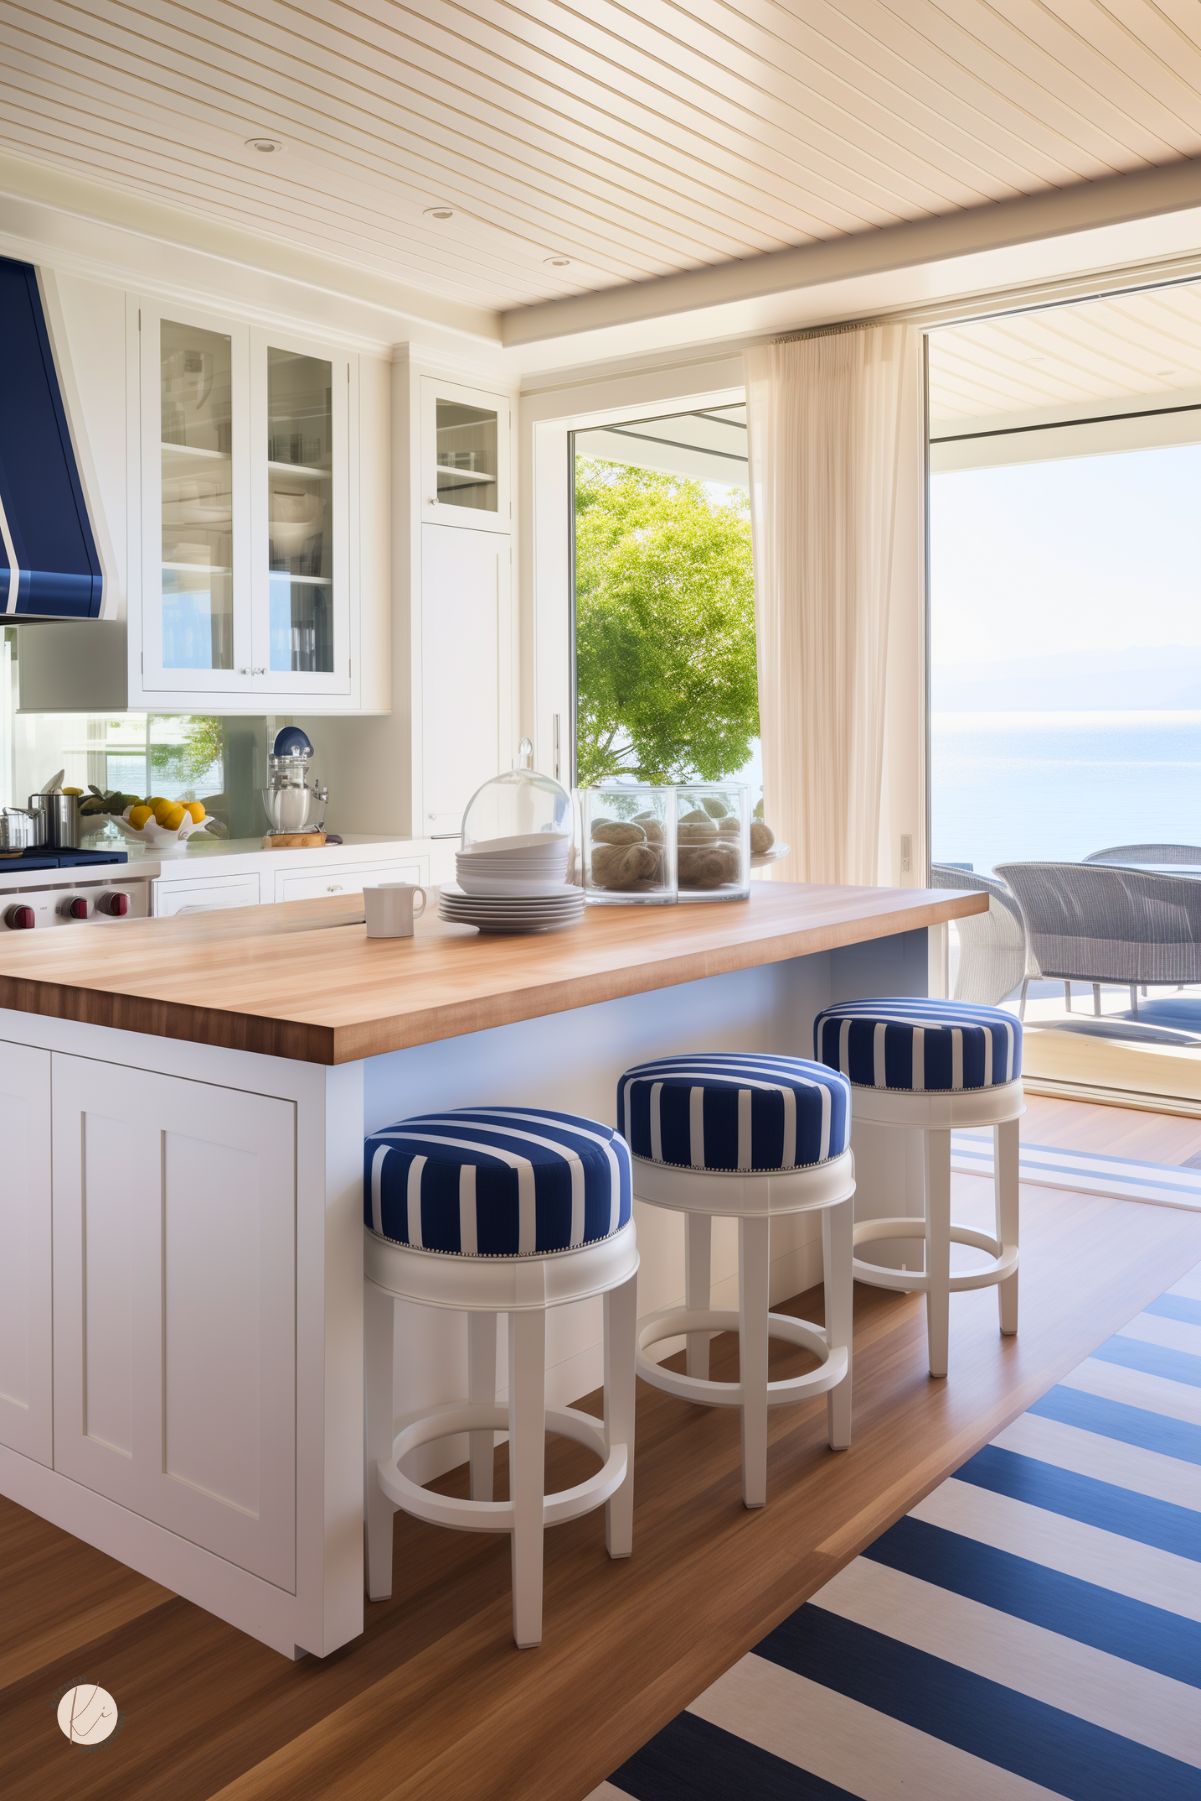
left=508, top=1306, right=547, bottom=1648
left=364, top=1279, right=397, bottom=1601
left=685, top=1212, right=712, bottom=1380
left=822, top=1197, right=854, bottom=1450
left=468, top=1310, right=497, bottom=1501
left=995, top=1117, right=1020, bottom=1338
left=925, top=1127, right=951, bottom=1380
left=604, top=1269, right=638, bottom=1558
left=738, top=1213, right=771, bottom=1509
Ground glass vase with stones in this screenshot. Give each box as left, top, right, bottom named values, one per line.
left=676, top=784, right=751, bottom=901
left=582, top=785, right=677, bottom=905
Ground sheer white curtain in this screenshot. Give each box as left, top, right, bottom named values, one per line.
left=746, top=323, right=925, bottom=886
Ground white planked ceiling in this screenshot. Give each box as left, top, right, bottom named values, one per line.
left=5, top=0, right=1201, bottom=319
left=929, top=278, right=1201, bottom=434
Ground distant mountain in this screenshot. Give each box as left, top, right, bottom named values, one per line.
left=931, top=645, right=1201, bottom=713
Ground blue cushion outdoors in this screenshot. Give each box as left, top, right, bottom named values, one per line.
left=617, top=1052, right=851, bottom=1173
left=365, top=1106, right=632, bottom=1257
left=814, top=997, right=1022, bottom=1092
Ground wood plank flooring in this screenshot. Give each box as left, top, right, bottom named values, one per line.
left=3, top=1165, right=1200, bottom=1801
left=1023, top=1091, right=1201, bottom=1161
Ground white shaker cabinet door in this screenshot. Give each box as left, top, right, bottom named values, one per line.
left=51, top=1056, right=297, bottom=1591
left=419, top=522, right=510, bottom=836
left=0, top=1042, right=52, bottom=1465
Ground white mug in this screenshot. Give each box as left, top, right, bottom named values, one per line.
left=365, top=882, right=427, bottom=939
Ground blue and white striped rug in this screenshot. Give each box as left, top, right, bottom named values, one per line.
left=952, top=1130, right=1201, bottom=1211
left=593, top=1262, right=1201, bottom=1800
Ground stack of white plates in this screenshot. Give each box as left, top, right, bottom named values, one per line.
left=439, top=882, right=585, bottom=934
left=456, top=831, right=571, bottom=898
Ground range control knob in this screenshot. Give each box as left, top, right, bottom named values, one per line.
left=98, top=890, right=130, bottom=917
left=59, top=895, right=90, bottom=920
left=4, top=904, right=36, bottom=930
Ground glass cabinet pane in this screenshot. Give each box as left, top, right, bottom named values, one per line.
left=160, top=321, right=235, bottom=671
left=266, top=348, right=333, bottom=675
left=435, top=397, right=499, bottom=515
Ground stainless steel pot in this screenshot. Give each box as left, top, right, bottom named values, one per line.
left=42, top=791, right=82, bottom=848
left=0, top=807, right=48, bottom=852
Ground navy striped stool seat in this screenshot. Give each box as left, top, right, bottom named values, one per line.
left=813, top=997, right=1022, bottom=1093
left=618, top=1052, right=851, bottom=1173
left=365, top=1106, right=632, bottom=1257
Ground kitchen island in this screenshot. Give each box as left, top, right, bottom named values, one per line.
left=0, top=881, right=982, bottom=1657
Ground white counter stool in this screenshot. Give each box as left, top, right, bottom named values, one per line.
left=363, top=1105, right=639, bottom=1649
left=813, top=998, right=1024, bottom=1380
left=618, top=1053, right=855, bottom=1510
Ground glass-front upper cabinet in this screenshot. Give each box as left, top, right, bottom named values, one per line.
left=421, top=376, right=510, bottom=531
left=252, top=331, right=350, bottom=697
left=144, top=310, right=250, bottom=689
left=139, top=305, right=351, bottom=701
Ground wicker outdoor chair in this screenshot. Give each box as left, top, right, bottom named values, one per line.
left=995, top=861, right=1201, bottom=1020
left=1085, top=844, right=1201, bottom=866
left=930, top=864, right=1028, bottom=1008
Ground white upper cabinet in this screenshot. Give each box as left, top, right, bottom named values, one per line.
left=134, top=302, right=375, bottom=711
left=420, top=376, right=510, bottom=532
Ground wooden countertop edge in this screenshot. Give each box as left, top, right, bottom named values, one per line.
left=0, top=975, right=337, bottom=1065
left=328, top=892, right=983, bottom=1063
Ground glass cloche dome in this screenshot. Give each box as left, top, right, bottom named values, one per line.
left=460, top=761, right=574, bottom=855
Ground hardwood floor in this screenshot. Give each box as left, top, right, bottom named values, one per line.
left=1023, top=1091, right=1201, bottom=1161
left=3, top=1165, right=1200, bottom=1801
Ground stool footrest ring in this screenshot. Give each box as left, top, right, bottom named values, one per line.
left=851, top=1218, right=1019, bottom=1293
left=636, top=1306, right=849, bottom=1407
left=378, top=1401, right=627, bottom=1531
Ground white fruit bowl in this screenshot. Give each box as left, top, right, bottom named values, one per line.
left=111, top=811, right=216, bottom=857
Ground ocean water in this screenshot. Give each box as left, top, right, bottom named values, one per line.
left=930, top=709, right=1201, bottom=876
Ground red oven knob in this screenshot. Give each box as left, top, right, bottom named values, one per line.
left=4, top=904, right=35, bottom=930
left=59, top=895, right=90, bottom=920
left=98, top=891, right=130, bottom=917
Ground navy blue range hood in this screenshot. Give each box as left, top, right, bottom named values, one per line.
left=0, top=255, right=103, bottom=619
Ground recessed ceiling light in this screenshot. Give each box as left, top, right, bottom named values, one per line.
left=545, top=255, right=572, bottom=268
left=245, top=136, right=283, bottom=155
left=423, top=206, right=455, bottom=221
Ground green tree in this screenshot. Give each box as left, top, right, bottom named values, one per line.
left=574, top=457, right=759, bottom=786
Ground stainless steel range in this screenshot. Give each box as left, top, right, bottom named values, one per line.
left=0, top=848, right=151, bottom=931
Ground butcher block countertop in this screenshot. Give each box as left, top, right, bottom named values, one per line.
left=0, top=881, right=985, bottom=1065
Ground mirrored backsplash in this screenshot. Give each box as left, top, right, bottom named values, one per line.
left=0, top=634, right=277, bottom=840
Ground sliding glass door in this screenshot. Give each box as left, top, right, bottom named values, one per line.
left=927, top=287, right=1201, bottom=1106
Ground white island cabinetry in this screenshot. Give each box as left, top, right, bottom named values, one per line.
left=0, top=1042, right=52, bottom=1467
left=51, top=1056, right=298, bottom=1591
left=0, top=884, right=972, bottom=1660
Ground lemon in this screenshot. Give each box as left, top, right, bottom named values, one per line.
left=61, top=785, right=83, bottom=796
left=128, top=803, right=154, bottom=830
left=183, top=801, right=206, bottom=824
left=154, top=800, right=186, bottom=832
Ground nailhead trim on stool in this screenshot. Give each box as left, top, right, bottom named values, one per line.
left=364, top=1106, right=632, bottom=1256
left=813, top=997, right=1022, bottom=1093
left=617, top=1052, right=851, bottom=1172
